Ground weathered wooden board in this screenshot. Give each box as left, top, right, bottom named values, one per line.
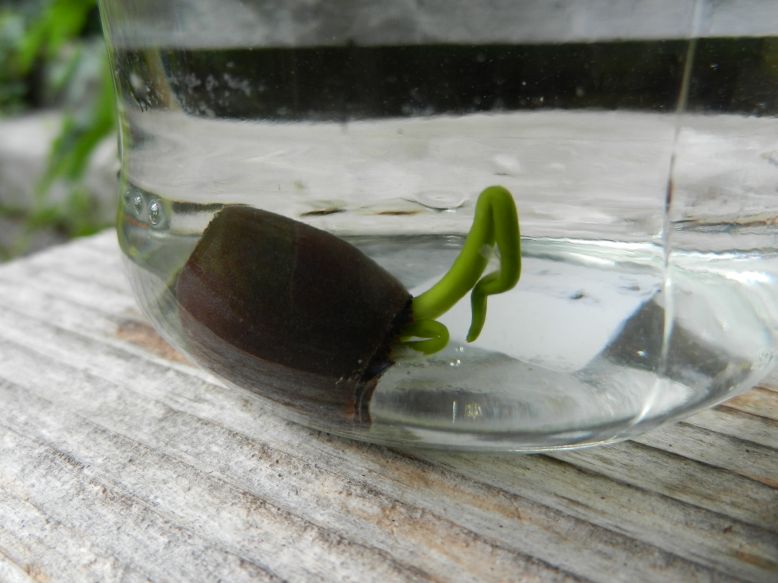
left=0, top=232, right=776, bottom=582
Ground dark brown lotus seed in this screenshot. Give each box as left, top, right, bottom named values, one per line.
left=174, top=206, right=412, bottom=424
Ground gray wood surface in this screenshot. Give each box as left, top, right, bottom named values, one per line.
left=0, top=231, right=776, bottom=582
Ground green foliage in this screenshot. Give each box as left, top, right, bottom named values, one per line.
left=0, top=0, right=116, bottom=258
left=0, top=10, right=27, bottom=112
left=35, top=48, right=115, bottom=237
left=14, top=0, right=96, bottom=76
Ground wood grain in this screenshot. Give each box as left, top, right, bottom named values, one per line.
left=0, top=232, right=776, bottom=582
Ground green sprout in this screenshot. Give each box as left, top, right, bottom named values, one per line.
left=399, top=185, right=521, bottom=354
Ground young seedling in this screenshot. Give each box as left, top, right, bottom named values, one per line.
left=173, top=185, right=520, bottom=423
left=399, top=185, right=521, bottom=354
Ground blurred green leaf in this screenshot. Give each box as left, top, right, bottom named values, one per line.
left=16, top=0, right=95, bottom=74
left=33, top=48, right=115, bottom=240
left=0, top=10, right=28, bottom=112
left=0, top=0, right=115, bottom=259
left=38, top=53, right=115, bottom=192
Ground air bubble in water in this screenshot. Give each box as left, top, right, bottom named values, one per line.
left=131, top=193, right=144, bottom=215
left=148, top=199, right=163, bottom=225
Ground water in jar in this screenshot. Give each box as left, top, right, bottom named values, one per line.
left=103, top=1, right=778, bottom=450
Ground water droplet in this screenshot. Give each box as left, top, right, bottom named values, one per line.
left=148, top=199, right=163, bottom=225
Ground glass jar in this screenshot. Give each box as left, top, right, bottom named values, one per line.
left=99, top=0, right=778, bottom=451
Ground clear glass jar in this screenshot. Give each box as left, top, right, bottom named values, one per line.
left=99, top=0, right=778, bottom=451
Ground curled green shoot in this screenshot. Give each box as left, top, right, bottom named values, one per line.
left=399, top=185, right=521, bottom=355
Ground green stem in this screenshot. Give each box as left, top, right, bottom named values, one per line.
left=401, top=185, right=521, bottom=353
left=397, top=319, right=450, bottom=355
